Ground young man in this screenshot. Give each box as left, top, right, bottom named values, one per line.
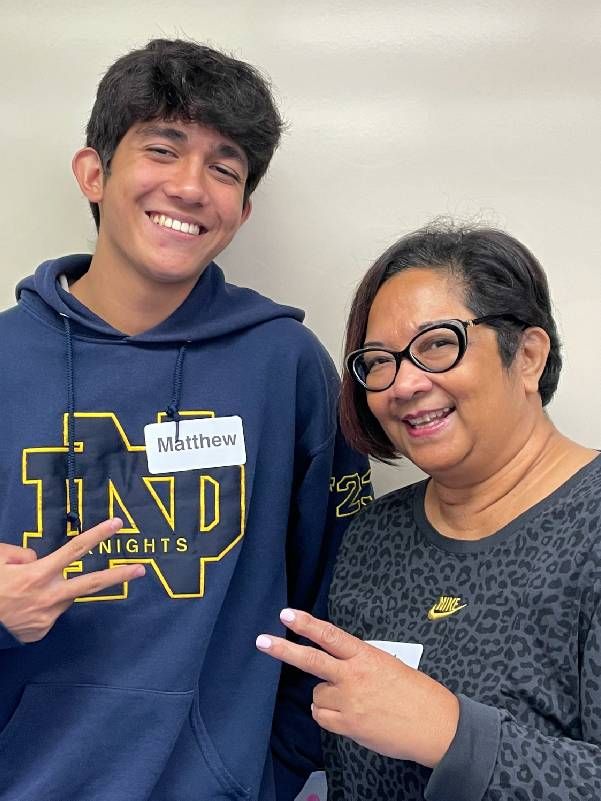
left=0, top=39, right=371, bottom=801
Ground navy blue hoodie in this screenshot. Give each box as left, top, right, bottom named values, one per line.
left=0, top=255, right=371, bottom=801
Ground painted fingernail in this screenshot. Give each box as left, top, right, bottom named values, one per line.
left=256, top=635, right=273, bottom=650
left=280, top=608, right=296, bottom=623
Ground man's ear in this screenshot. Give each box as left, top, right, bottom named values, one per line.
left=518, top=327, right=550, bottom=396
left=241, top=197, right=252, bottom=225
left=72, top=148, right=105, bottom=202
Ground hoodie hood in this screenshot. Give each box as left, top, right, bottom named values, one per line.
left=16, top=254, right=304, bottom=343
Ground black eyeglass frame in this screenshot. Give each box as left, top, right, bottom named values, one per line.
left=346, top=313, right=529, bottom=392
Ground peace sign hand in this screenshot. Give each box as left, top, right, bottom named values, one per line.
left=257, top=609, right=459, bottom=768
left=0, top=518, right=145, bottom=643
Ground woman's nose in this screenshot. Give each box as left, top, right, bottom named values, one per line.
left=387, top=357, right=433, bottom=399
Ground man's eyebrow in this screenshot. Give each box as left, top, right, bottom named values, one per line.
left=209, top=142, right=248, bottom=167
left=134, top=126, right=247, bottom=167
left=135, top=125, right=188, bottom=142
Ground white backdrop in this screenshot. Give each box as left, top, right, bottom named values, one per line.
left=1, top=0, right=600, bottom=492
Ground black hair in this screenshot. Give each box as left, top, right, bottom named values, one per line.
left=85, top=38, right=284, bottom=228
left=340, top=221, right=562, bottom=461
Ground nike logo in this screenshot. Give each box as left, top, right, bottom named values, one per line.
left=427, top=596, right=468, bottom=620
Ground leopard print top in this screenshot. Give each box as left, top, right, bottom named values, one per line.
left=324, top=455, right=601, bottom=800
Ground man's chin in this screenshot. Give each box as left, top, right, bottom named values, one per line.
left=143, top=263, right=209, bottom=287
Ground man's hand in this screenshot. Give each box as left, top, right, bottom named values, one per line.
left=0, top=518, right=145, bottom=643
left=256, top=609, right=459, bottom=768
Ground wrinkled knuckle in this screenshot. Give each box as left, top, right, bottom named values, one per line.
left=305, top=648, right=322, bottom=674
left=321, top=622, right=341, bottom=647
left=66, top=540, right=85, bottom=561
left=85, top=574, right=103, bottom=594
left=88, top=570, right=119, bottom=594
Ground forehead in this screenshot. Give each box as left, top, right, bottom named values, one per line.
left=366, top=268, right=470, bottom=340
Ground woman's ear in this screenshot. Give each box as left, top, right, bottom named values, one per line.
left=72, top=147, right=105, bottom=202
left=517, top=326, right=550, bottom=396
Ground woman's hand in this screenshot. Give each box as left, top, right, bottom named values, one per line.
left=257, top=609, right=459, bottom=767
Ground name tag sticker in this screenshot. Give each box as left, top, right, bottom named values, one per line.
left=366, top=640, right=423, bottom=670
left=144, top=416, right=246, bottom=474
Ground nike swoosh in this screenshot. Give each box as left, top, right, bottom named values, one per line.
left=427, top=604, right=467, bottom=621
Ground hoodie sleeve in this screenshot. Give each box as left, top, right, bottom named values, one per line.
left=0, top=622, right=23, bottom=650
left=271, top=342, right=372, bottom=800
left=425, top=599, right=601, bottom=801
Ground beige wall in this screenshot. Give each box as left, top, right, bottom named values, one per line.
left=2, top=0, right=600, bottom=494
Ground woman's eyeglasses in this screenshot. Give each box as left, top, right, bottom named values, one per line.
left=347, top=314, right=529, bottom=392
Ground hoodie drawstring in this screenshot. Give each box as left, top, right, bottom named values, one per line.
left=165, top=343, right=188, bottom=441
left=60, top=322, right=189, bottom=535
left=61, top=314, right=82, bottom=534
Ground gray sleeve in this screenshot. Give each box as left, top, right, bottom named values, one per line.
left=425, top=695, right=500, bottom=801
left=426, top=604, right=601, bottom=801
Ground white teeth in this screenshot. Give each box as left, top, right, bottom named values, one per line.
left=406, top=407, right=452, bottom=427
left=149, top=214, right=201, bottom=236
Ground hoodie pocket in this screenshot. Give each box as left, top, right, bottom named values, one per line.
left=150, top=690, right=251, bottom=801
left=0, top=682, right=194, bottom=801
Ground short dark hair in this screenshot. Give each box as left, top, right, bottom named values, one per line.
left=85, top=38, right=284, bottom=229
left=340, top=222, right=563, bottom=462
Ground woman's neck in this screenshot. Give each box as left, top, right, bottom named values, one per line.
left=425, top=420, right=597, bottom=540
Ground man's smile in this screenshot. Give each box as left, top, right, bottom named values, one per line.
left=147, top=212, right=205, bottom=237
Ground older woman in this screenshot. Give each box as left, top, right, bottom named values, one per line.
left=256, top=224, right=601, bottom=800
